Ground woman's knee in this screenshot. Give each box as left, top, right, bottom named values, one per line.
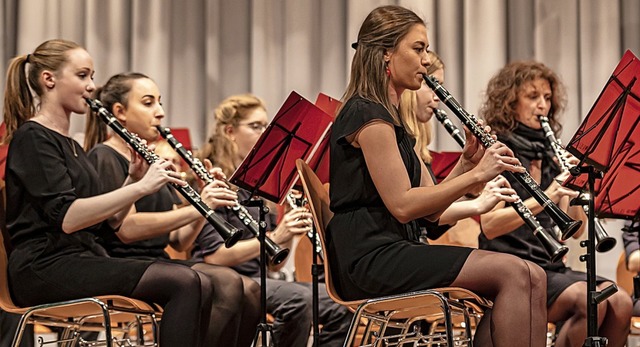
left=605, top=289, right=633, bottom=321
left=243, top=277, right=261, bottom=301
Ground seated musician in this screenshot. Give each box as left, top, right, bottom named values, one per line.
left=623, top=221, right=640, bottom=316
left=478, top=60, right=632, bottom=347
left=191, top=93, right=352, bottom=347
left=83, top=72, right=260, bottom=347
left=399, top=50, right=517, bottom=247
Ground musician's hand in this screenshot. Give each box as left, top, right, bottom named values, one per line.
left=545, top=171, right=579, bottom=202
left=271, top=207, right=312, bottom=244
left=475, top=175, right=519, bottom=213
left=472, top=142, right=525, bottom=182
left=562, top=151, right=580, bottom=168
left=137, top=160, right=186, bottom=195
left=127, top=141, right=154, bottom=181
left=200, top=181, right=237, bottom=209
left=460, top=127, right=484, bottom=170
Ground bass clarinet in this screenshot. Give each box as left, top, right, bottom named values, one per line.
left=538, top=116, right=616, bottom=252
left=434, top=108, right=568, bottom=262
left=423, top=74, right=582, bottom=241
left=85, top=98, right=242, bottom=248
left=156, top=126, right=289, bottom=265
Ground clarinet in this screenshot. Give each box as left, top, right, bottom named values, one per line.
left=286, top=192, right=324, bottom=260
left=85, top=98, right=241, bottom=248
left=539, top=116, right=616, bottom=252
left=434, top=108, right=568, bottom=262
left=156, top=126, right=289, bottom=265
left=423, top=75, right=582, bottom=241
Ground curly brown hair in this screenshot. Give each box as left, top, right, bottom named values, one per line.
left=479, top=61, right=567, bottom=136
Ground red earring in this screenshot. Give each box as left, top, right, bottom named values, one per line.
left=385, top=63, right=391, bottom=77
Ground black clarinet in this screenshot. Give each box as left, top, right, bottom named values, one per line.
left=156, top=126, right=289, bottom=265
left=286, top=192, right=323, bottom=260
left=434, top=108, right=568, bottom=262
left=85, top=98, right=241, bottom=248
left=424, top=75, right=582, bottom=241
left=538, top=116, right=616, bottom=252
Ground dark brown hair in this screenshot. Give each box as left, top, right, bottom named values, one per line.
left=83, top=72, right=150, bottom=151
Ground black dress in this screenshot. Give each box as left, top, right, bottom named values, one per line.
left=478, top=123, right=608, bottom=306
left=87, top=144, right=179, bottom=260
left=327, top=96, right=472, bottom=301
left=5, top=122, right=152, bottom=307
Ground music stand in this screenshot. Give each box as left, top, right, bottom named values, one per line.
left=563, top=50, right=640, bottom=346
left=230, top=91, right=332, bottom=346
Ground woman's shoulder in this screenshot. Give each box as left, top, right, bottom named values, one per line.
left=337, top=96, right=395, bottom=126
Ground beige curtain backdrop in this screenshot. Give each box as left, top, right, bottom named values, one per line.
left=2, top=0, right=639, bottom=277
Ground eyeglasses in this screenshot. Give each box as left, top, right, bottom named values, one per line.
left=238, top=122, right=268, bottom=133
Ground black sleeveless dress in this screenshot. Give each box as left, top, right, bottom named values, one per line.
left=326, top=96, right=473, bottom=301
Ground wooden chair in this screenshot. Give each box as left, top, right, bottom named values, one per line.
left=295, top=159, right=491, bottom=347
left=0, top=180, right=160, bottom=347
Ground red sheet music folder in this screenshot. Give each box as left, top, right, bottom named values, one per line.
left=564, top=50, right=640, bottom=219
left=230, top=91, right=333, bottom=204
left=307, top=93, right=341, bottom=184
left=430, top=151, right=461, bottom=183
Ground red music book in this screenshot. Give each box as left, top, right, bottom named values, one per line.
left=230, top=91, right=333, bottom=204
left=429, top=151, right=461, bottom=183
left=307, top=93, right=341, bottom=184
left=564, top=50, right=640, bottom=219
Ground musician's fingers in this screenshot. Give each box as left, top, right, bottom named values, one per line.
left=500, top=194, right=519, bottom=203
left=203, top=158, right=213, bottom=171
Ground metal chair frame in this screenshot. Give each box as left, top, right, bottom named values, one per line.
left=295, top=159, right=491, bottom=347
left=0, top=180, right=160, bottom=347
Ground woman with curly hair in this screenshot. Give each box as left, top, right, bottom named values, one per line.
left=479, top=61, right=632, bottom=347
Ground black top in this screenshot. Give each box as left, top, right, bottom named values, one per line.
left=191, top=189, right=278, bottom=277
left=7, top=122, right=107, bottom=246
left=478, top=128, right=565, bottom=271
left=326, top=96, right=472, bottom=300
left=87, top=144, right=181, bottom=259
left=6, top=122, right=151, bottom=306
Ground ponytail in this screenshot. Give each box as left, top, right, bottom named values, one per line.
left=3, top=55, right=34, bottom=144
left=2, top=39, right=82, bottom=144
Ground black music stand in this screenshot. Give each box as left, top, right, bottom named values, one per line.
left=230, top=91, right=332, bottom=347
left=563, top=50, right=640, bottom=347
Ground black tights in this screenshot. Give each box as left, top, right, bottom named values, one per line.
left=190, top=263, right=261, bottom=347
left=131, top=262, right=213, bottom=347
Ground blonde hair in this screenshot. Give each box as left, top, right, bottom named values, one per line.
left=2, top=39, right=82, bottom=143
left=198, top=94, right=266, bottom=177
left=341, top=5, right=425, bottom=123
left=426, top=50, right=444, bottom=76
left=399, top=88, right=433, bottom=163
left=398, top=50, right=445, bottom=164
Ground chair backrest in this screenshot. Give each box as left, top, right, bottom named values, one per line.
left=617, top=251, right=635, bottom=295
left=0, top=180, right=20, bottom=312
left=295, top=159, right=363, bottom=308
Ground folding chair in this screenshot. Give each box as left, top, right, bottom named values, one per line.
left=295, top=159, right=491, bottom=347
left=0, top=180, right=160, bottom=347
